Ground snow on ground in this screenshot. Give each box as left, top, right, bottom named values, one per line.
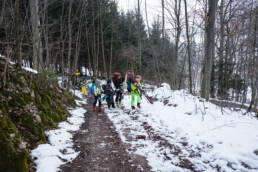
left=0, top=55, right=38, bottom=73
left=107, top=83, right=258, bottom=171
left=31, top=91, right=86, bottom=172
left=23, top=66, right=38, bottom=74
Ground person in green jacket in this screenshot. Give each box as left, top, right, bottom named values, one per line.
left=93, top=80, right=104, bottom=112
left=131, top=75, right=142, bottom=110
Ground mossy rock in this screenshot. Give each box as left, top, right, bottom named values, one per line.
left=0, top=115, right=29, bottom=172
left=0, top=64, right=76, bottom=171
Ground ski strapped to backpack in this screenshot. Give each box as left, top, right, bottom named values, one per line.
left=126, top=71, right=154, bottom=104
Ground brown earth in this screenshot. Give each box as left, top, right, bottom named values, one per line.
left=60, top=97, right=151, bottom=172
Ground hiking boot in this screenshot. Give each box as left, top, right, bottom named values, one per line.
left=93, top=106, right=97, bottom=112
left=137, top=103, right=141, bottom=109
left=131, top=106, right=136, bottom=110
left=112, top=104, right=115, bottom=108
left=99, top=106, right=103, bottom=112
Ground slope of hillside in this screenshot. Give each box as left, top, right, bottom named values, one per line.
left=0, top=58, right=76, bottom=171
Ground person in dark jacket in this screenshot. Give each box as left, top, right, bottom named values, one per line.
left=112, top=72, right=124, bottom=105
left=104, top=79, right=115, bottom=109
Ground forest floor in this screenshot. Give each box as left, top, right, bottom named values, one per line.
left=60, top=97, right=151, bottom=172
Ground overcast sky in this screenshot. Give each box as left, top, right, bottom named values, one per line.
left=117, top=0, right=202, bottom=27
left=117, top=0, right=203, bottom=43
left=117, top=0, right=162, bottom=26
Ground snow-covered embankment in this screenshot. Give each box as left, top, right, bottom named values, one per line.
left=107, top=83, right=258, bottom=171
left=31, top=91, right=86, bottom=172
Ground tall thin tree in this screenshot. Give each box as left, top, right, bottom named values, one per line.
left=200, top=0, right=218, bottom=100
left=183, top=0, right=193, bottom=94
left=15, top=0, right=22, bottom=67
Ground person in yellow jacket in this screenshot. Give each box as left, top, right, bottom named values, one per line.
left=81, top=80, right=87, bottom=97
left=131, top=75, right=142, bottom=110
left=75, top=69, right=80, bottom=76
left=75, top=69, right=81, bottom=86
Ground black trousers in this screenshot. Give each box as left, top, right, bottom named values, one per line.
left=115, top=91, right=123, bottom=102
left=93, top=95, right=101, bottom=107
left=106, top=96, right=115, bottom=108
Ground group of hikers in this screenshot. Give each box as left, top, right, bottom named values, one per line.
left=78, top=71, right=143, bottom=112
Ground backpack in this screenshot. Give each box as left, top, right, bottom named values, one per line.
left=90, top=83, right=96, bottom=95
left=102, top=84, right=107, bottom=92
left=127, top=78, right=132, bottom=92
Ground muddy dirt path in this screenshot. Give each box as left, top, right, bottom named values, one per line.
left=60, top=97, right=151, bottom=172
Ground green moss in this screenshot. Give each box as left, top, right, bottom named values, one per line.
left=0, top=115, right=29, bottom=172
left=22, top=113, right=38, bottom=134
left=0, top=63, right=76, bottom=171
left=8, top=92, right=31, bottom=108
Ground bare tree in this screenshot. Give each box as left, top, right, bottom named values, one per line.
left=67, top=0, right=73, bottom=90
left=15, top=0, right=22, bottom=67
left=183, top=0, right=193, bottom=94
left=29, top=0, right=43, bottom=70
left=200, top=0, right=218, bottom=100
left=248, top=5, right=258, bottom=111
left=166, top=0, right=182, bottom=89
left=137, top=0, right=142, bottom=73
left=145, top=0, right=162, bottom=84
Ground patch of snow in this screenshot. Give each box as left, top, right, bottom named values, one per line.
left=107, top=83, right=258, bottom=171
left=246, top=87, right=252, bottom=103
left=31, top=96, right=86, bottom=172
left=0, top=55, right=38, bottom=74
left=22, top=66, right=38, bottom=74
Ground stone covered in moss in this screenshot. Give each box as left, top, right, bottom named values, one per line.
left=0, top=59, right=76, bottom=171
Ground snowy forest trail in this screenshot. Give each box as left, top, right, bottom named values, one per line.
left=31, top=85, right=258, bottom=172
left=60, top=96, right=151, bottom=172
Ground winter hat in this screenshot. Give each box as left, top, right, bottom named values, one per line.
left=96, top=80, right=101, bottom=86
left=135, top=75, right=142, bottom=80
left=92, top=77, right=96, bottom=83
left=107, top=79, right=112, bottom=84
left=112, top=72, right=121, bottom=78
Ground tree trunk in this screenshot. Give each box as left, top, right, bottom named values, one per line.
left=184, top=0, right=193, bottom=94
left=100, top=2, right=107, bottom=79
left=200, top=0, right=218, bottom=100
left=15, top=0, right=22, bottom=67
left=60, top=0, right=65, bottom=77
left=248, top=6, right=258, bottom=112
left=29, top=0, right=43, bottom=70
left=137, top=0, right=142, bottom=73
left=85, top=21, right=92, bottom=76
left=171, top=0, right=182, bottom=89
left=67, top=0, right=73, bottom=90
left=0, top=0, right=6, bottom=25
left=217, top=0, right=226, bottom=98
left=109, top=25, right=113, bottom=78
left=43, top=0, right=50, bottom=68
left=73, top=3, right=83, bottom=76
left=145, top=0, right=161, bottom=84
